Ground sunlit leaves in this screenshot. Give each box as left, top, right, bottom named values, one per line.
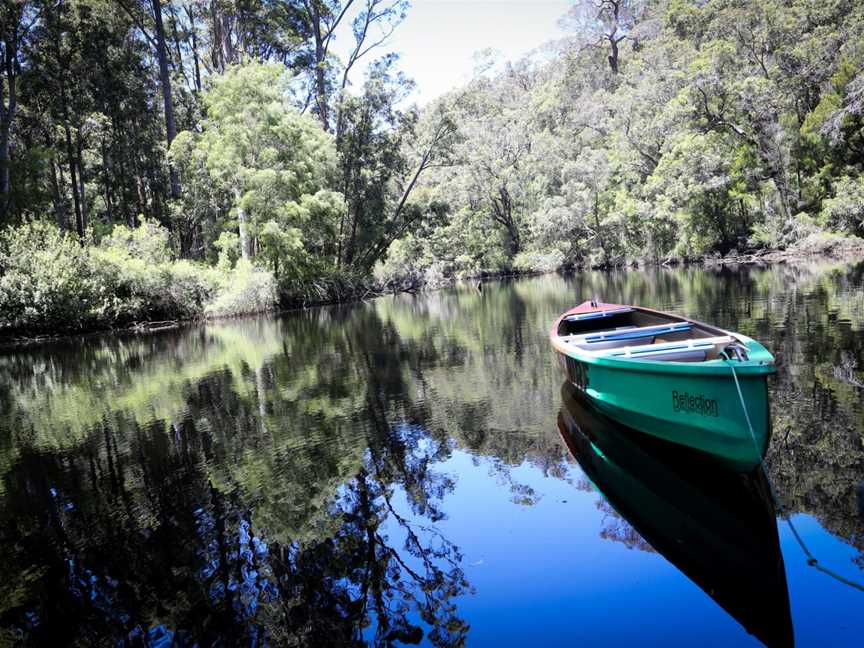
left=172, top=62, right=344, bottom=278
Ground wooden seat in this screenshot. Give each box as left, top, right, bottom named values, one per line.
left=603, top=336, right=733, bottom=361
left=581, top=321, right=691, bottom=345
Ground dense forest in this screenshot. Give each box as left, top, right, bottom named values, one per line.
left=1, top=0, right=863, bottom=334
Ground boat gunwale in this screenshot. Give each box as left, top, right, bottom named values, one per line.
left=550, top=303, right=776, bottom=376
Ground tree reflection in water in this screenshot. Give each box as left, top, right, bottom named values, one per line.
left=0, top=418, right=469, bottom=646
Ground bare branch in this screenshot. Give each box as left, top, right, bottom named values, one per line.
left=113, top=0, right=158, bottom=50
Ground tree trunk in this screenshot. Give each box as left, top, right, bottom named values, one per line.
left=235, top=187, right=251, bottom=259
left=606, top=1, right=622, bottom=75
left=0, top=19, right=18, bottom=222
left=594, top=193, right=606, bottom=264
left=59, top=100, right=83, bottom=238
left=152, top=0, right=181, bottom=198
left=116, top=145, right=134, bottom=226
left=336, top=208, right=346, bottom=266
left=100, top=139, right=115, bottom=219
left=608, top=38, right=620, bottom=74
left=314, top=55, right=329, bottom=130
left=167, top=3, right=192, bottom=90
left=134, top=154, right=147, bottom=221
left=491, top=186, right=520, bottom=255
left=221, top=12, right=235, bottom=64
left=345, top=203, right=360, bottom=265
left=75, top=126, right=87, bottom=228
left=0, top=116, right=11, bottom=221
left=186, top=4, right=202, bottom=91
left=311, top=5, right=329, bottom=130
left=49, top=157, right=67, bottom=230
left=209, top=1, right=223, bottom=72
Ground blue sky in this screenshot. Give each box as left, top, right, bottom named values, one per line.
left=333, top=0, right=572, bottom=104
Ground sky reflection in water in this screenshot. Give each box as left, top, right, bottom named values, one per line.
left=0, top=261, right=863, bottom=646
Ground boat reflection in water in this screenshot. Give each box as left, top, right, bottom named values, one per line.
left=557, top=382, right=794, bottom=648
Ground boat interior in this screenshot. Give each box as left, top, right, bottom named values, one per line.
left=556, top=307, right=739, bottom=363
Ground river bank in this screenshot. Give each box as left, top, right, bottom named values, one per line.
left=3, top=233, right=862, bottom=348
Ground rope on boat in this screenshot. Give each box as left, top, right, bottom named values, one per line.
left=721, top=351, right=864, bottom=593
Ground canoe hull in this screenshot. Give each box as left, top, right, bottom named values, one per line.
left=557, top=351, right=772, bottom=471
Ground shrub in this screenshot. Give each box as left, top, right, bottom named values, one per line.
left=373, top=238, right=429, bottom=286
left=788, top=231, right=864, bottom=257
left=819, top=176, right=864, bottom=237
left=0, top=221, right=100, bottom=332
left=205, top=259, right=278, bottom=318
left=89, top=247, right=171, bottom=322
left=87, top=250, right=219, bottom=324
left=100, top=219, right=172, bottom=264
left=0, top=221, right=256, bottom=334
left=91, top=221, right=219, bottom=323
left=749, top=212, right=820, bottom=249
left=214, top=231, right=241, bottom=271
left=512, top=250, right=565, bottom=273
left=281, top=264, right=371, bottom=305
left=420, top=261, right=447, bottom=289
left=0, top=220, right=294, bottom=334
left=168, top=261, right=221, bottom=318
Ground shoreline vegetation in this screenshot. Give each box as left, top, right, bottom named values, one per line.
left=2, top=1, right=864, bottom=342
left=2, top=236, right=860, bottom=347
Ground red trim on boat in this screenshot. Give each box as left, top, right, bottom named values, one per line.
left=563, top=300, right=632, bottom=317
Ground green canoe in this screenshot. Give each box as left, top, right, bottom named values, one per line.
left=557, top=383, right=793, bottom=648
left=551, top=300, right=776, bottom=471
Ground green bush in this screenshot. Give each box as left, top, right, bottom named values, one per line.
left=749, top=212, right=819, bottom=249
left=169, top=261, right=221, bottom=318
left=0, top=221, right=279, bottom=334
left=819, top=176, right=864, bottom=237
left=89, top=219, right=222, bottom=324
left=0, top=221, right=101, bottom=332
left=512, top=250, right=565, bottom=273
left=205, top=259, right=278, bottom=318
left=88, top=248, right=219, bottom=324
left=100, top=220, right=172, bottom=264
left=271, top=257, right=368, bottom=306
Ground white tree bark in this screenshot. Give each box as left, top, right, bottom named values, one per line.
left=235, top=187, right=251, bottom=259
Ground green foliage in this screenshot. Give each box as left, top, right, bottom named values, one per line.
left=800, top=58, right=858, bottom=136
left=214, top=231, right=241, bottom=271
left=750, top=212, right=820, bottom=249
left=5, top=0, right=864, bottom=333
left=512, top=250, right=566, bottom=273
left=99, top=219, right=173, bottom=265
left=819, top=175, right=864, bottom=236
left=0, top=220, right=280, bottom=333
left=2, top=0, right=455, bottom=333
left=88, top=250, right=213, bottom=325
left=204, top=259, right=278, bottom=318
left=0, top=221, right=100, bottom=331
left=258, top=220, right=304, bottom=280
left=172, top=62, right=342, bottom=269
left=405, top=0, right=864, bottom=276
left=334, top=54, right=452, bottom=272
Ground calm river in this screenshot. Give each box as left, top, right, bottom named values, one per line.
left=1, top=261, right=863, bottom=646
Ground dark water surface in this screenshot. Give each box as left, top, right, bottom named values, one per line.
left=1, top=262, right=863, bottom=646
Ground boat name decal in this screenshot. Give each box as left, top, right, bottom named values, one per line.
left=672, top=390, right=719, bottom=417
